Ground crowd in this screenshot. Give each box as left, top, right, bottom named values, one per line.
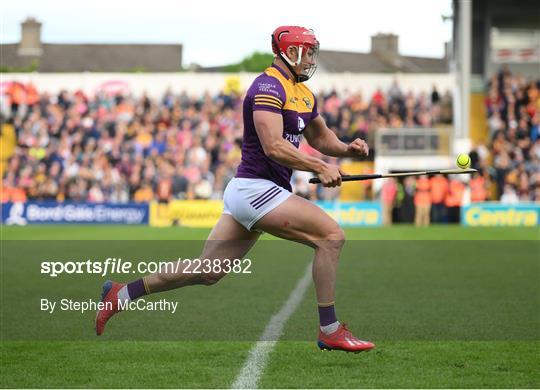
left=312, top=81, right=452, bottom=148
left=1, top=80, right=450, bottom=204
left=2, top=85, right=243, bottom=203
left=481, top=66, right=540, bottom=203
left=2, top=69, right=537, bottom=214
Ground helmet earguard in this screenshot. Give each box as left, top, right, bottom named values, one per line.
left=271, top=26, right=319, bottom=83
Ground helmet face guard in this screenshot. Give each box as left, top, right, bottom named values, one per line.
left=271, top=26, right=320, bottom=83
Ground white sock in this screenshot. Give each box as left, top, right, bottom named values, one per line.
left=320, top=321, right=340, bottom=335
left=117, top=285, right=131, bottom=303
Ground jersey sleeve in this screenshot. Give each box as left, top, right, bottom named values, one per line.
left=311, top=95, right=319, bottom=120
left=249, top=75, right=286, bottom=114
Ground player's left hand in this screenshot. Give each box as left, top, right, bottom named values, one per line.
left=346, top=138, right=369, bottom=157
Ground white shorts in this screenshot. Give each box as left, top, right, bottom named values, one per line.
left=223, top=178, right=292, bottom=231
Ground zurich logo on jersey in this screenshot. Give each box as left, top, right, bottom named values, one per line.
left=298, top=117, right=305, bottom=132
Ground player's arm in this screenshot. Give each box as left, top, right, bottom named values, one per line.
left=303, top=115, right=369, bottom=158
left=253, top=110, right=342, bottom=187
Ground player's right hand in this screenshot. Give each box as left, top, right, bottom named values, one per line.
left=317, top=164, right=343, bottom=187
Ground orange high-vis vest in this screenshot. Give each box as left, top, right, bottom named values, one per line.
left=10, top=188, right=27, bottom=203
left=414, top=177, right=431, bottom=206
left=0, top=187, right=26, bottom=203
left=445, top=180, right=465, bottom=207
left=8, top=83, right=26, bottom=105
left=0, top=187, right=11, bottom=203
left=430, top=176, right=448, bottom=204
left=469, top=176, right=487, bottom=202
left=26, top=84, right=39, bottom=106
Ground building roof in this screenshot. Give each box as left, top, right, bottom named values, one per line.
left=195, top=50, right=448, bottom=74
left=317, top=50, right=396, bottom=73
left=1, top=43, right=182, bottom=72
left=317, top=50, right=447, bottom=73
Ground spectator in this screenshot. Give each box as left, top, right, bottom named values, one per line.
left=110, top=183, right=129, bottom=204
left=430, top=174, right=449, bottom=223
left=87, top=182, right=105, bottom=203
left=500, top=184, right=519, bottom=204
left=134, top=181, right=154, bottom=203
left=414, top=175, right=431, bottom=226
left=399, top=177, right=416, bottom=223
left=292, top=174, right=311, bottom=199
left=380, top=178, right=397, bottom=225
left=445, top=177, right=465, bottom=223
left=430, top=85, right=441, bottom=123
left=440, top=90, right=453, bottom=124
left=469, top=172, right=489, bottom=202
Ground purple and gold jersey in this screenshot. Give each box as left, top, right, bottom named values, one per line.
left=236, top=64, right=319, bottom=191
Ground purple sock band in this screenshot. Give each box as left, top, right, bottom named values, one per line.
left=318, top=305, right=337, bottom=326
left=127, top=279, right=147, bottom=300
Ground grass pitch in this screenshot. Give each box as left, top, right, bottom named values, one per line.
left=1, top=225, right=539, bottom=388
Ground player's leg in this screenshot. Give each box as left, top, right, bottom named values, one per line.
left=145, top=214, right=260, bottom=292
left=255, top=194, right=343, bottom=304
left=96, top=214, right=260, bottom=335
left=253, top=194, right=374, bottom=352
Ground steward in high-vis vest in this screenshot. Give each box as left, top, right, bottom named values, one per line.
left=430, top=174, right=448, bottom=223
left=445, top=178, right=465, bottom=223
left=469, top=173, right=488, bottom=202
left=414, top=175, right=431, bottom=226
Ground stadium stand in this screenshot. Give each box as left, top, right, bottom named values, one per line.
left=481, top=66, right=540, bottom=202
left=2, top=68, right=538, bottom=217
left=2, top=81, right=450, bottom=204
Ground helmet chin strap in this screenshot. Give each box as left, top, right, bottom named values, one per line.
left=278, top=46, right=309, bottom=83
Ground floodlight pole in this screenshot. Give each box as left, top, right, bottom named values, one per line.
left=455, top=0, right=472, bottom=153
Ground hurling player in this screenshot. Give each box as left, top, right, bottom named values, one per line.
left=96, top=26, right=374, bottom=353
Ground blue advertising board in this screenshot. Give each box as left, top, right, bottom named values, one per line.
left=1, top=202, right=149, bottom=225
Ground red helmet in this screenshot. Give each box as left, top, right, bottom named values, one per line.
left=271, top=26, right=320, bottom=82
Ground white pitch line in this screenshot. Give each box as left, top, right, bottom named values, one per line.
left=231, top=261, right=313, bottom=389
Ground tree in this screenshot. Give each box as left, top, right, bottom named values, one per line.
left=223, top=52, right=274, bottom=72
